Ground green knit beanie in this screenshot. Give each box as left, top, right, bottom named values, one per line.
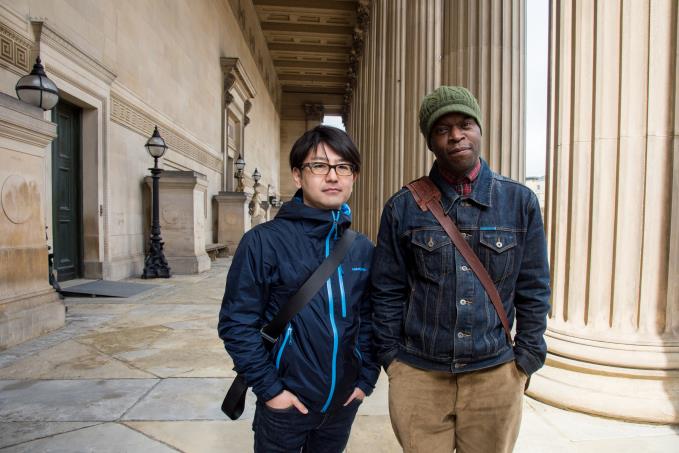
left=419, top=86, right=482, bottom=147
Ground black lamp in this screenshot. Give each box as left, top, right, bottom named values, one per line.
left=15, top=57, right=59, bottom=110
left=234, top=154, right=245, bottom=192
left=142, top=126, right=171, bottom=279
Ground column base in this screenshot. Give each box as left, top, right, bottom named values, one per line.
left=0, top=288, right=65, bottom=350
left=529, top=353, right=679, bottom=424
left=167, top=253, right=211, bottom=274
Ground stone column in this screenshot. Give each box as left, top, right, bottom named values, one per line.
left=213, top=191, right=252, bottom=255
left=347, top=0, right=525, bottom=238
left=146, top=171, right=210, bottom=274
left=442, top=0, right=525, bottom=180
left=401, top=0, right=442, bottom=183
left=530, top=0, right=679, bottom=423
left=0, top=93, right=64, bottom=349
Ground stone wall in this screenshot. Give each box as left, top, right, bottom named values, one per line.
left=0, top=0, right=281, bottom=280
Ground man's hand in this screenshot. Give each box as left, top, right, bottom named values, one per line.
left=343, top=387, right=366, bottom=406
left=265, top=390, right=308, bottom=414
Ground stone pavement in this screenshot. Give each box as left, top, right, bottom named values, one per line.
left=0, top=258, right=677, bottom=452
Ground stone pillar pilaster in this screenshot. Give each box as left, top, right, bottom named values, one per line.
left=146, top=171, right=210, bottom=274
left=531, top=0, right=679, bottom=423
left=213, top=191, right=252, bottom=256
left=0, top=94, right=64, bottom=349
left=442, top=0, right=525, bottom=180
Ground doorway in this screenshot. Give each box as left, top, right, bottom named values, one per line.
left=51, top=100, right=83, bottom=282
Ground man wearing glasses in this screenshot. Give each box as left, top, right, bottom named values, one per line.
left=219, top=126, right=379, bottom=452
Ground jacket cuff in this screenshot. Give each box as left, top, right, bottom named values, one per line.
left=356, top=380, right=375, bottom=397
left=378, top=349, right=399, bottom=369
left=514, top=349, right=542, bottom=376
left=257, top=380, right=285, bottom=402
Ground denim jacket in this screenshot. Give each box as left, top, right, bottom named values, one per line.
left=371, top=159, right=551, bottom=376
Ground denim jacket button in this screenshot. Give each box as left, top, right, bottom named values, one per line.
left=460, top=299, right=467, bottom=305
left=460, top=265, right=469, bottom=272
left=496, top=241, right=503, bottom=248
left=457, top=332, right=464, bottom=338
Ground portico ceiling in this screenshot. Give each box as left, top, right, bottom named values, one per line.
left=253, top=0, right=362, bottom=96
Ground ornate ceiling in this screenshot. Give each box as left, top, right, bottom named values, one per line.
left=253, top=0, right=368, bottom=116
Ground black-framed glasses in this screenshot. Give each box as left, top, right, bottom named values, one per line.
left=300, top=162, right=355, bottom=176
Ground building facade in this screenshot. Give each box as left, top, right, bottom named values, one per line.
left=0, top=0, right=676, bottom=424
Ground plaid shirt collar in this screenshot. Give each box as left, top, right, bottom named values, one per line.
left=438, top=158, right=482, bottom=196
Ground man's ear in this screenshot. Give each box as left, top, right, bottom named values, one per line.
left=292, top=167, right=303, bottom=189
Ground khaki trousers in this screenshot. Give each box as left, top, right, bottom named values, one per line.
left=387, top=360, right=527, bottom=453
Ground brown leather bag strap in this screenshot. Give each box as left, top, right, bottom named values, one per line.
left=405, top=177, right=513, bottom=344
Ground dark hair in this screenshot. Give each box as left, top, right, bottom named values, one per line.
left=289, top=125, right=361, bottom=173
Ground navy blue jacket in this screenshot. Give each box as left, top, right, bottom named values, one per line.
left=218, top=191, right=379, bottom=413
left=372, top=159, right=551, bottom=376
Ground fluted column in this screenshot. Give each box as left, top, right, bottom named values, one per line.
left=531, top=0, right=679, bottom=423
left=401, top=0, right=443, bottom=183
left=442, top=0, right=525, bottom=180
left=348, top=0, right=525, bottom=239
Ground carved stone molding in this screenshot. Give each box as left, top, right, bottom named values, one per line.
left=303, top=103, right=325, bottom=121
left=244, top=99, right=252, bottom=127
left=0, top=20, right=31, bottom=75
left=0, top=93, right=57, bottom=149
left=227, top=0, right=280, bottom=109
left=1, top=174, right=35, bottom=224
left=110, top=93, right=222, bottom=173
left=221, top=57, right=256, bottom=102
left=342, top=1, right=371, bottom=124
left=31, top=20, right=116, bottom=85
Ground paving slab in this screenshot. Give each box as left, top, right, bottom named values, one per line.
left=346, top=415, right=400, bottom=452
left=122, top=378, right=256, bottom=421
left=124, top=420, right=253, bottom=452
left=0, top=422, right=99, bottom=449
left=78, top=326, right=232, bottom=378
left=0, top=379, right=158, bottom=422
left=0, top=423, right=177, bottom=453
left=0, top=340, right=154, bottom=379
left=525, top=397, right=679, bottom=441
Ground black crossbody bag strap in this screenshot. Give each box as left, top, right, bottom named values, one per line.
left=221, top=228, right=358, bottom=420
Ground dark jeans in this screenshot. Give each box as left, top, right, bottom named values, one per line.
left=252, top=399, right=362, bottom=453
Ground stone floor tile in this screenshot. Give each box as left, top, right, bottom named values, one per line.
left=514, top=399, right=573, bottom=452
left=0, top=379, right=158, bottom=422
left=0, top=340, right=154, bottom=379
left=0, top=423, right=177, bottom=453
left=358, top=371, right=389, bottom=416
left=0, top=422, right=99, bottom=449
left=79, top=327, right=232, bottom=378
left=525, top=397, right=678, bottom=441
left=346, top=415, right=400, bottom=452
left=122, top=378, right=256, bottom=421
left=124, top=420, right=253, bottom=453
left=570, top=434, right=679, bottom=452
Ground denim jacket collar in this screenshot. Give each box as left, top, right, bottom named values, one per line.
left=429, top=158, right=493, bottom=214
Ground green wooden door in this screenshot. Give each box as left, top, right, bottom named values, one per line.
left=52, top=100, right=82, bottom=282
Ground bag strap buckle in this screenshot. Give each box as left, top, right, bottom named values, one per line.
left=260, top=327, right=277, bottom=344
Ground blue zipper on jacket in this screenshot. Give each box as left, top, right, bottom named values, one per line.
left=275, top=325, right=292, bottom=369
left=321, top=211, right=341, bottom=413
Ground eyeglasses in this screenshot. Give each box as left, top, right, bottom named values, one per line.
left=300, top=162, right=356, bottom=176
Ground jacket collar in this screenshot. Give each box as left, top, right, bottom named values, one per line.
left=428, top=158, right=493, bottom=214
left=275, top=189, right=352, bottom=239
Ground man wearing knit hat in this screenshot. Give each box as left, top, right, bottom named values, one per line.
left=371, top=86, right=550, bottom=453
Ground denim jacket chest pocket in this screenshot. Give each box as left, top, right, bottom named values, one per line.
left=409, top=229, right=454, bottom=281
left=478, top=230, right=517, bottom=284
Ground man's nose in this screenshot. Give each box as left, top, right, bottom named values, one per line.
left=325, top=167, right=339, bottom=180
left=449, top=127, right=464, bottom=141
